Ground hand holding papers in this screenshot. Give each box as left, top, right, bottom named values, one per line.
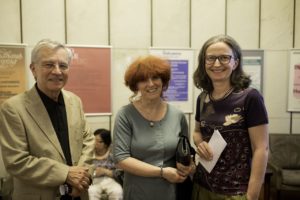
left=198, top=130, right=227, bottom=173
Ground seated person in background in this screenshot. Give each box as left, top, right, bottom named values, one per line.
left=88, top=129, right=123, bottom=200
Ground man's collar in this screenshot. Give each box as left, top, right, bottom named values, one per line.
left=35, top=84, right=64, bottom=105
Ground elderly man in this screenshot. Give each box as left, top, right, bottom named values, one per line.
left=0, top=39, right=94, bottom=200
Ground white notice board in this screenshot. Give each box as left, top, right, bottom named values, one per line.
left=149, top=48, right=194, bottom=113
left=242, top=50, right=264, bottom=93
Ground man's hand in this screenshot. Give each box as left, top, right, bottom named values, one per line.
left=69, top=187, right=81, bottom=197
left=66, top=166, right=91, bottom=192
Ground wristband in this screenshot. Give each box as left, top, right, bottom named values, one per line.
left=160, top=166, right=164, bottom=178
left=59, top=184, right=66, bottom=195
left=59, top=184, right=72, bottom=195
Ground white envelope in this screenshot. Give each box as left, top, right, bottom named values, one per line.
left=198, top=129, right=227, bottom=173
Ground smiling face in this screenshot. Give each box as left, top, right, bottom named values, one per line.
left=205, top=42, right=239, bottom=85
left=124, top=56, right=171, bottom=101
left=30, top=47, right=70, bottom=100
left=137, top=76, right=163, bottom=101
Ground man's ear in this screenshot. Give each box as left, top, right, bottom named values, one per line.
left=30, top=63, right=37, bottom=80
left=30, top=63, right=34, bottom=70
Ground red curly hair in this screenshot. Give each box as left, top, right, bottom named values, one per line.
left=124, top=55, right=171, bottom=98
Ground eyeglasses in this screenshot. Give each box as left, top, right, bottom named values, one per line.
left=40, top=61, right=69, bottom=71
left=205, top=55, right=233, bottom=65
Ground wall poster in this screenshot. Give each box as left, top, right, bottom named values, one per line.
left=242, top=50, right=264, bottom=93
left=149, top=48, right=194, bottom=113
left=64, top=45, right=111, bottom=115
left=0, top=44, right=26, bottom=105
left=287, top=49, right=300, bottom=112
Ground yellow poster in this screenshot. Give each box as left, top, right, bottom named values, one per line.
left=0, top=45, right=26, bottom=105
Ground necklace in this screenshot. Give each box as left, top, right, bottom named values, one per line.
left=209, top=87, right=234, bottom=101
left=149, top=121, right=155, bottom=127
left=136, top=100, right=165, bottom=127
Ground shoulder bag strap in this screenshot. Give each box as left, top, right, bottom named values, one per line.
left=199, top=90, right=207, bottom=113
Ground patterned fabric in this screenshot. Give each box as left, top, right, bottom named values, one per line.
left=93, top=152, right=115, bottom=170
left=194, top=88, right=268, bottom=195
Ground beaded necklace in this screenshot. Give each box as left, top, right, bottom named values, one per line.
left=209, top=87, right=234, bottom=101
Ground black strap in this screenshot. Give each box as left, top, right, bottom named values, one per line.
left=199, top=90, right=207, bottom=113
left=60, top=195, right=81, bottom=200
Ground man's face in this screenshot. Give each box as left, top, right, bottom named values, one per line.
left=30, top=47, right=70, bottom=99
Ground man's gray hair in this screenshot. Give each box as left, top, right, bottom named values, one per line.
left=31, top=39, right=73, bottom=64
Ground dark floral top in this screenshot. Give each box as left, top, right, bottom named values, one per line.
left=194, top=88, right=268, bottom=195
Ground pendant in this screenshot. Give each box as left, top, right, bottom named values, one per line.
left=149, top=121, right=154, bottom=127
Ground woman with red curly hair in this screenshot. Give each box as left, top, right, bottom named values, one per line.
left=113, top=55, right=195, bottom=200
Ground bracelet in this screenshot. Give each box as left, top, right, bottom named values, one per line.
left=160, top=166, right=164, bottom=178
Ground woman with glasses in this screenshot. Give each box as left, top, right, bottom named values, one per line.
left=192, top=35, right=269, bottom=200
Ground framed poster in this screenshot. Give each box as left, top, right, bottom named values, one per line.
left=149, top=48, right=194, bottom=113
left=287, top=49, right=300, bottom=112
left=242, top=50, right=264, bottom=93
left=64, top=45, right=111, bottom=115
left=0, top=44, right=27, bottom=105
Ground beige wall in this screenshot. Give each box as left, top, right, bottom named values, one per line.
left=0, top=0, right=299, bottom=136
